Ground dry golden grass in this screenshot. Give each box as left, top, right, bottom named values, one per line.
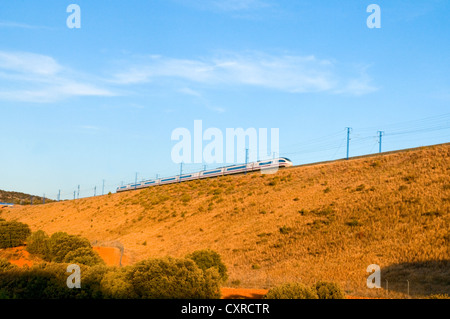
left=1, top=143, right=449, bottom=298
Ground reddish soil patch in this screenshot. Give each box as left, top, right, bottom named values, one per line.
left=93, top=246, right=130, bottom=267
left=0, top=246, right=131, bottom=268
left=221, top=288, right=268, bottom=299
left=0, top=246, right=37, bottom=267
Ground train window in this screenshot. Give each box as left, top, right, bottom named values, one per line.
left=227, top=165, right=246, bottom=171
left=279, top=160, right=286, bottom=163
left=203, top=170, right=222, bottom=175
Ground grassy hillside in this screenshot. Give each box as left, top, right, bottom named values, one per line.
left=0, top=189, right=53, bottom=205
left=1, top=143, right=449, bottom=298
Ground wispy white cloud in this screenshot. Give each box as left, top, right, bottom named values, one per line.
left=0, top=51, right=116, bottom=103
left=112, top=52, right=377, bottom=96
left=0, top=50, right=377, bottom=104
left=0, top=51, right=61, bottom=76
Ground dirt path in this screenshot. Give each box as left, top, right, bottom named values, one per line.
left=93, top=246, right=131, bottom=266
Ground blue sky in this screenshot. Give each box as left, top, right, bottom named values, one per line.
left=0, top=0, right=449, bottom=199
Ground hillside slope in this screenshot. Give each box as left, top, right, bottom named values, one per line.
left=0, top=189, right=52, bottom=205
left=1, top=144, right=449, bottom=298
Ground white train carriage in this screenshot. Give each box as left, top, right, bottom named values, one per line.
left=116, top=157, right=292, bottom=192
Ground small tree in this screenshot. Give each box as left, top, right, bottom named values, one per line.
left=0, top=263, right=76, bottom=299
left=100, top=267, right=137, bottom=299
left=63, top=247, right=105, bottom=267
left=315, top=281, right=345, bottom=299
left=186, top=249, right=228, bottom=283
left=0, top=221, right=31, bottom=248
left=47, top=232, right=92, bottom=262
left=126, top=257, right=221, bottom=299
left=26, top=230, right=50, bottom=258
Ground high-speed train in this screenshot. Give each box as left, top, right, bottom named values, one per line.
left=116, top=157, right=293, bottom=193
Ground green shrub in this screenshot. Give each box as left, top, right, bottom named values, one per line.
left=81, top=264, right=114, bottom=299
left=279, top=226, right=292, bottom=234
left=370, top=161, right=380, bottom=168
left=26, top=230, right=50, bottom=257
left=345, top=219, right=361, bottom=227
left=126, top=257, right=221, bottom=299
left=63, top=247, right=105, bottom=267
left=265, top=283, right=318, bottom=299
left=315, top=281, right=345, bottom=299
left=100, top=267, right=137, bottom=299
left=47, top=232, right=92, bottom=263
left=0, top=221, right=31, bottom=248
left=27, top=231, right=104, bottom=267
left=0, top=263, right=79, bottom=299
left=0, top=262, right=112, bottom=299
left=180, top=193, right=191, bottom=203
left=0, top=257, right=223, bottom=299
left=186, top=249, right=228, bottom=283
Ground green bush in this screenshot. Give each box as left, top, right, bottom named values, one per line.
left=0, top=251, right=225, bottom=299
left=26, top=230, right=50, bottom=258
left=80, top=264, right=114, bottom=299
left=279, top=226, right=292, bottom=234
left=315, top=281, right=345, bottom=299
left=26, top=231, right=104, bottom=266
left=0, top=263, right=78, bottom=299
left=345, top=219, right=360, bottom=227
left=0, top=262, right=110, bottom=299
left=0, top=258, right=17, bottom=272
left=63, top=247, right=105, bottom=267
left=180, top=194, right=192, bottom=203
left=0, top=221, right=31, bottom=248
left=265, top=283, right=318, bottom=299
left=126, top=257, right=221, bottom=299
left=47, top=232, right=92, bottom=263
left=100, top=267, right=137, bottom=299
left=186, top=249, right=228, bottom=283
